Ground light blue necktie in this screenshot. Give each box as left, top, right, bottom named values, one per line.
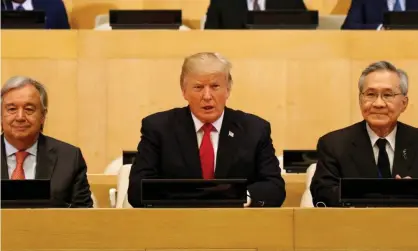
left=16, top=5, right=25, bottom=11
left=393, top=0, right=402, bottom=11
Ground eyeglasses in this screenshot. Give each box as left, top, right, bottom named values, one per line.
left=360, top=91, right=403, bottom=103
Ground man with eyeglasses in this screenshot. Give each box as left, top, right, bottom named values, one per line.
left=310, top=61, right=418, bottom=207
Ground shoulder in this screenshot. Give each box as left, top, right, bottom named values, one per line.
left=319, top=121, right=364, bottom=145
left=142, top=107, right=185, bottom=125
left=42, top=134, right=80, bottom=152
left=227, top=107, right=270, bottom=129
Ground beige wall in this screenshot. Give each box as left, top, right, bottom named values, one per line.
left=2, top=30, right=417, bottom=173
left=62, top=0, right=352, bottom=29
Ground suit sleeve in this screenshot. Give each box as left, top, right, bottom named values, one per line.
left=128, top=117, right=160, bottom=207
left=294, top=0, right=307, bottom=10
left=247, top=122, right=286, bottom=207
left=51, top=0, right=70, bottom=29
left=204, top=0, right=221, bottom=29
left=341, top=0, right=380, bottom=30
left=310, top=137, right=341, bottom=207
left=71, top=149, right=93, bottom=207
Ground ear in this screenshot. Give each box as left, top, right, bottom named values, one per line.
left=401, top=96, right=409, bottom=112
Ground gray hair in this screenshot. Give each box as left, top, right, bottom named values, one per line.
left=358, top=61, right=409, bottom=95
left=1, top=76, right=48, bottom=114
left=180, top=52, right=233, bottom=89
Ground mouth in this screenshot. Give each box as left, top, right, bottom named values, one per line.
left=202, top=105, right=214, bottom=111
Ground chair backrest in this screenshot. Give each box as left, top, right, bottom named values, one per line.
left=104, top=156, right=123, bottom=175
left=116, top=164, right=133, bottom=208
left=318, top=15, right=346, bottom=30
left=95, top=14, right=109, bottom=27
left=91, top=193, right=99, bottom=208
left=200, top=15, right=206, bottom=30
left=300, top=163, right=317, bottom=207
left=277, top=155, right=284, bottom=174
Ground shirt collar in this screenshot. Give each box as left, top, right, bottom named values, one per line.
left=191, top=110, right=224, bottom=133
left=12, top=0, right=33, bottom=10
left=366, top=123, right=397, bottom=151
left=4, top=137, right=38, bottom=157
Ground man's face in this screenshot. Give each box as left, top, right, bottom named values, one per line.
left=1, top=84, right=45, bottom=145
left=360, top=70, right=408, bottom=129
left=182, top=72, right=230, bottom=123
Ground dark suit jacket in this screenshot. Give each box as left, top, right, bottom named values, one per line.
left=341, top=0, right=418, bottom=30
left=205, top=0, right=307, bottom=29
left=1, top=134, right=93, bottom=207
left=310, top=121, right=418, bottom=207
left=1, top=0, right=70, bottom=29
left=128, top=106, right=286, bottom=207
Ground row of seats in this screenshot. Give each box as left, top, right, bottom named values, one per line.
left=94, top=14, right=346, bottom=30
left=105, top=156, right=316, bottom=208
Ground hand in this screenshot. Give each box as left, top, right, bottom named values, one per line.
left=243, top=190, right=251, bottom=207
left=395, top=174, right=412, bottom=179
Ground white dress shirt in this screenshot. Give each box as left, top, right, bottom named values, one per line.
left=366, top=123, right=396, bottom=174
left=247, top=0, right=266, bottom=11
left=191, top=111, right=224, bottom=170
left=4, top=138, right=38, bottom=179
left=387, top=0, right=406, bottom=11
left=12, top=0, right=34, bottom=10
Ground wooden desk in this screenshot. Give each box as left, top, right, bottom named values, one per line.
left=1, top=208, right=294, bottom=251
left=294, top=208, right=418, bottom=251
left=87, top=174, right=307, bottom=208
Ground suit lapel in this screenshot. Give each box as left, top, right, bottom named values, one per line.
left=175, top=107, right=202, bottom=178
left=350, top=121, right=380, bottom=178
left=392, top=122, right=416, bottom=177
left=215, top=108, right=241, bottom=178
left=35, top=134, right=57, bottom=179
left=1, top=136, right=9, bottom=180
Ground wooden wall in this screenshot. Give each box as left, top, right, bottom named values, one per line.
left=2, top=30, right=417, bottom=173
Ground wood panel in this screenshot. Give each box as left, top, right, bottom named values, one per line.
left=1, top=209, right=294, bottom=251
left=2, top=31, right=418, bottom=173
left=294, top=208, right=418, bottom=251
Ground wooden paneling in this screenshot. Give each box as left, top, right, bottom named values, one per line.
left=1, top=209, right=294, bottom=251
left=2, top=31, right=418, bottom=173
left=294, top=208, right=418, bottom=251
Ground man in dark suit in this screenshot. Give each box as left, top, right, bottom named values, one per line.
left=1, top=0, right=70, bottom=29
left=342, top=0, right=418, bottom=30
left=128, top=52, right=286, bottom=207
left=311, top=61, right=418, bottom=207
left=205, top=0, right=307, bottom=29
left=1, top=76, right=92, bottom=207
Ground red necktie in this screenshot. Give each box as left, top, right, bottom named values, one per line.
left=200, top=123, right=215, bottom=179
left=11, top=151, right=29, bottom=180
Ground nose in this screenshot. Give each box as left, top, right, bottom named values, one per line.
left=372, top=94, right=386, bottom=108
left=202, top=86, right=212, bottom=101
left=15, top=108, right=26, bottom=121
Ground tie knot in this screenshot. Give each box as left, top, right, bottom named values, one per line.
left=16, top=5, right=25, bottom=10
left=15, top=151, right=29, bottom=164
left=376, top=138, right=387, bottom=150
left=201, top=123, right=214, bottom=134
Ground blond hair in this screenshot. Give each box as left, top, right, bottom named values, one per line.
left=180, top=52, right=233, bottom=89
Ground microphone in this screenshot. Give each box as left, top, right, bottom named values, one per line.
left=403, top=149, right=408, bottom=160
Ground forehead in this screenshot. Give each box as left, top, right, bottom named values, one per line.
left=2, top=84, right=41, bottom=105
left=185, top=72, right=228, bottom=84
left=363, top=70, right=401, bottom=90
